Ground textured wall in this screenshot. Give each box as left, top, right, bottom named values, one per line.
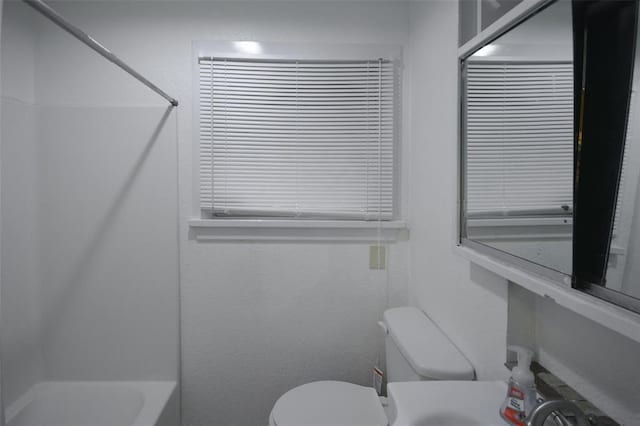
left=407, top=0, right=511, bottom=382
left=536, top=296, right=640, bottom=425
left=37, top=106, right=179, bottom=382
left=1, top=98, right=43, bottom=408
left=4, top=1, right=639, bottom=425
left=0, top=0, right=4, bottom=419
left=1, top=0, right=179, bottom=407
left=408, top=3, right=640, bottom=425
left=39, top=2, right=411, bottom=425
left=0, top=2, right=44, bottom=407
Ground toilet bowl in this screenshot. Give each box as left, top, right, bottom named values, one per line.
left=269, top=381, right=387, bottom=426
left=269, top=307, right=474, bottom=426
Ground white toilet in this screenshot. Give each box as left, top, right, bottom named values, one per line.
left=269, top=307, right=475, bottom=426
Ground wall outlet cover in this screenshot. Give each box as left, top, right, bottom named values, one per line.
left=370, top=245, right=386, bottom=270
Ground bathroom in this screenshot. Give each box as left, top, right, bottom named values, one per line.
left=0, top=0, right=639, bottom=425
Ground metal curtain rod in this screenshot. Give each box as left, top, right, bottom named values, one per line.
left=22, top=0, right=179, bottom=107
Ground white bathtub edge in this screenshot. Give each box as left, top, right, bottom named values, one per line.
left=5, top=381, right=177, bottom=426
left=133, top=381, right=177, bottom=426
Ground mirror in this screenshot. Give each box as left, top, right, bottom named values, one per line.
left=606, top=53, right=640, bottom=301
left=461, top=0, right=574, bottom=276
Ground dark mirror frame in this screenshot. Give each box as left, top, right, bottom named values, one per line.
left=572, top=0, right=640, bottom=313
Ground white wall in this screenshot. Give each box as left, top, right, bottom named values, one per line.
left=1, top=1, right=36, bottom=103
left=1, top=99, right=43, bottom=407
left=407, top=0, right=510, bottom=382
left=0, top=1, right=44, bottom=407
left=408, top=2, right=640, bottom=425
left=0, top=0, right=4, bottom=420
left=36, top=106, right=179, bottom=382
left=508, top=284, right=640, bottom=425
left=11, top=1, right=637, bottom=424
left=1, top=0, right=180, bottom=409
left=39, top=2, right=410, bottom=425
left=536, top=296, right=640, bottom=425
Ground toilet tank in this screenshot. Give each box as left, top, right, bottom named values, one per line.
left=383, top=307, right=475, bottom=383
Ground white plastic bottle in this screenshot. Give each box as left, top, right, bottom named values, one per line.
left=499, top=346, right=538, bottom=426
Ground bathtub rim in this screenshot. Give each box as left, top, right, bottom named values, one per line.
left=5, top=380, right=176, bottom=426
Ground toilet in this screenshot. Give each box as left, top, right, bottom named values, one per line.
left=269, top=307, right=475, bottom=426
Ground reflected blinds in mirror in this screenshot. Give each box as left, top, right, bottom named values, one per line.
left=465, top=62, right=573, bottom=217
left=199, top=58, right=395, bottom=219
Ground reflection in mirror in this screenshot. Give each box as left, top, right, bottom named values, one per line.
left=461, top=0, right=573, bottom=275
left=481, top=0, right=524, bottom=30
left=602, top=4, right=640, bottom=302
left=604, top=81, right=639, bottom=299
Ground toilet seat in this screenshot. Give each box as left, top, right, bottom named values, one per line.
left=269, top=381, right=387, bottom=426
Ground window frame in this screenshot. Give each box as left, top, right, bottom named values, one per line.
left=190, top=41, right=406, bottom=239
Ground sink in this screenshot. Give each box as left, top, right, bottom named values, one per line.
left=387, top=380, right=508, bottom=426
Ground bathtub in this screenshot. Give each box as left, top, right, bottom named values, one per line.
left=6, top=381, right=177, bottom=426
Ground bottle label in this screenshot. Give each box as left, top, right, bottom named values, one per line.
left=502, top=385, right=526, bottom=425
left=503, top=407, right=526, bottom=426
left=509, top=386, right=524, bottom=400
left=508, top=396, right=525, bottom=412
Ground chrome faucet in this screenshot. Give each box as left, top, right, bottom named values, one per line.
left=526, top=400, right=591, bottom=426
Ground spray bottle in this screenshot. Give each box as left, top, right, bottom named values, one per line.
left=500, top=345, right=538, bottom=426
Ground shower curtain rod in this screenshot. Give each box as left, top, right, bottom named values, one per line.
left=22, top=0, right=179, bottom=107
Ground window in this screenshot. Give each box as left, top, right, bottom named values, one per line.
left=464, top=61, right=574, bottom=219
left=198, top=57, right=396, bottom=220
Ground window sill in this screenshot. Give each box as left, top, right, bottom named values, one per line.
left=466, top=217, right=572, bottom=227
left=466, top=217, right=572, bottom=241
left=188, top=219, right=409, bottom=242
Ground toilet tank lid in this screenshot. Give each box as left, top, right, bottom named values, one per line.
left=383, top=307, right=475, bottom=380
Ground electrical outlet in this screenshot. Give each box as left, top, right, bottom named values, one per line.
left=369, top=245, right=386, bottom=270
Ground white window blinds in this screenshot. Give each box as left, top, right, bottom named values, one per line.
left=465, top=61, right=574, bottom=217
left=199, top=57, right=395, bottom=220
